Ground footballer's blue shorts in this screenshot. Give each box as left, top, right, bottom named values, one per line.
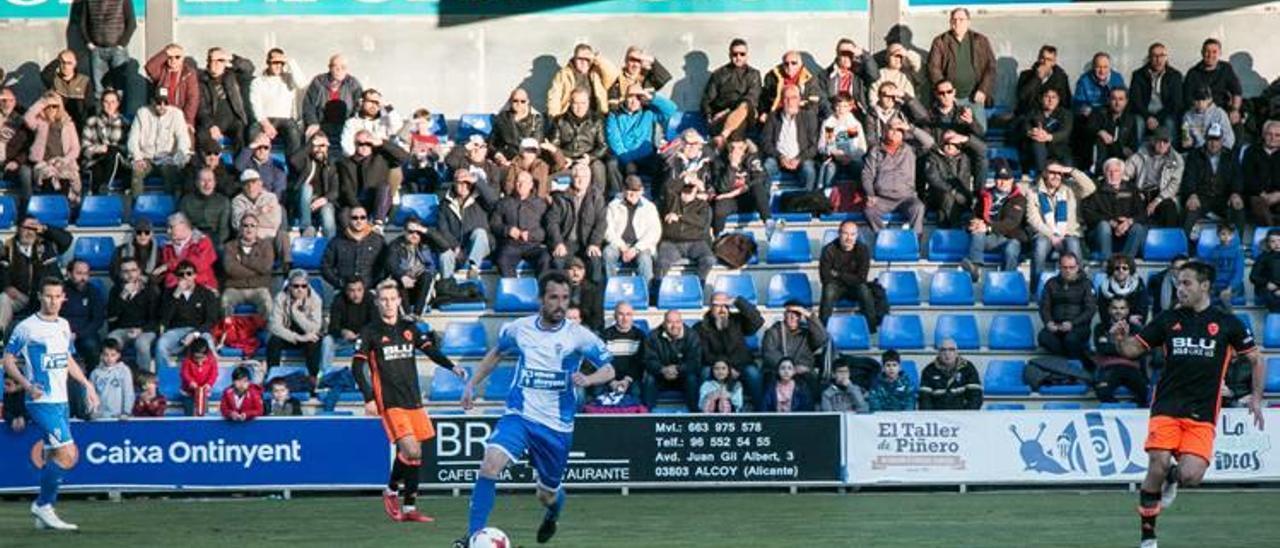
left=28, top=402, right=74, bottom=449
left=487, top=414, right=573, bottom=492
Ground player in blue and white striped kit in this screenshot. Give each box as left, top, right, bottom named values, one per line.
left=457, top=271, right=615, bottom=546
left=3, top=277, right=99, bottom=531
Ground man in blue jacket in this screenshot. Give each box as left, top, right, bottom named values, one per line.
left=606, top=84, right=677, bottom=187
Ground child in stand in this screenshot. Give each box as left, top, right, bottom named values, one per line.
left=132, top=371, right=168, bottom=417
left=820, top=361, right=870, bottom=413
left=1206, top=224, right=1244, bottom=309
left=90, top=339, right=135, bottom=420
left=868, top=350, right=917, bottom=412
left=1250, top=229, right=1280, bottom=312
left=179, top=338, right=219, bottom=416
left=221, top=365, right=264, bottom=422
left=265, top=377, right=302, bottom=416
left=763, top=360, right=813, bottom=412
left=698, top=360, right=743, bottom=413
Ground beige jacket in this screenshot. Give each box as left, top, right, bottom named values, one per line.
left=1023, top=168, right=1097, bottom=239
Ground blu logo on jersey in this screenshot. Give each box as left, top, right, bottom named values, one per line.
left=1171, top=337, right=1216, bottom=357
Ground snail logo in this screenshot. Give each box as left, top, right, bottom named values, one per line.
left=1010, top=412, right=1147, bottom=477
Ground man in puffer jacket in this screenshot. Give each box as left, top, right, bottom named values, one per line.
left=321, top=206, right=385, bottom=289
left=438, top=171, right=493, bottom=279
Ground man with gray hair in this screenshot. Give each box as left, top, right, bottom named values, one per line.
left=917, top=338, right=983, bottom=410
left=267, top=269, right=324, bottom=385
left=220, top=212, right=276, bottom=317
left=158, top=211, right=218, bottom=290
left=1082, top=157, right=1148, bottom=259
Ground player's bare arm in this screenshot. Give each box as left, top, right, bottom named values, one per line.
left=1245, top=348, right=1266, bottom=430
left=2, top=351, right=44, bottom=400
left=573, top=364, right=616, bottom=387
left=65, top=354, right=99, bottom=414
left=462, top=347, right=504, bottom=409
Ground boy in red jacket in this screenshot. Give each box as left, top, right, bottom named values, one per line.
left=132, top=371, right=169, bottom=417
left=179, top=338, right=218, bottom=416
left=221, top=365, right=264, bottom=421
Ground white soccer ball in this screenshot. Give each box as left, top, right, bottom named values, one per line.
left=470, top=527, right=511, bottom=548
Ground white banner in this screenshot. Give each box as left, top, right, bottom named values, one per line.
left=844, top=409, right=1278, bottom=485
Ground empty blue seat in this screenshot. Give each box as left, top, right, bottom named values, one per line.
left=899, top=360, right=920, bottom=386
left=666, top=111, right=709, bottom=141
left=430, top=367, right=472, bottom=401
left=438, top=279, right=487, bottom=312
left=927, top=229, right=970, bottom=262
left=988, top=314, right=1036, bottom=351
left=827, top=315, right=871, bottom=351
left=766, top=230, right=811, bottom=264
left=483, top=366, right=516, bottom=401
left=985, top=360, right=1032, bottom=395
left=1034, top=271, right=1058, bottom=300
left=929, top=270, right=976, bottom=305
left=878, top=314, right=924, bottom=350
left=878, top=271, right=920, bottom=306
left=1265, top=315, right=1280, bottom=348
left=0, top=195, right=14, bottom=229
left=77, top=195, right=124, bottom=227
left=458, top=113, right=494, bottom=140
left=766, top=273, right=812, bottom=307
left=133, top=193, right=176, bottom=226
left=394, top=194, right=440, bottom=226
left=1099, top=402, right=1138, bottom=409
left=987, top=403, right=1027, bottom=411
left=982, top=271, right=1029, bottom=306
left=441, top=322, right=487, bottom=357
left=712, top=274, right=757, bottom=304
left=934, top=314, right=980, bottom=350
left=873, top=229, right=919, bottom=262
left=290, top=236, right=327, bottom=270
left=28, top=195, right=70, bottom=228
left=73, top=236, right=116, bottom=271
left=604, top=275, right=649, bottom=311
left=1043, top=402, right=1083, bottom=410
left=1266, top=358, right=1280, bottom=392
left=495, top=277, right=539, bottom=312
left=1143, top=228, right=1188, bottom=261
left=658, top=275, right=704, bottom=309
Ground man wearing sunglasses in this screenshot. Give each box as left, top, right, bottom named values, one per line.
left=155, top=259, right=220, bottom=370
left=702, top=38, right=762, bottom=146
left=0, top=216, right=72, bottom=342
left=490, top=87, right=547, bottom=165
left=267, top=269, right=324, bottom=388
left=547, top=43, right=619, bottom=118
left=760, top=51, right=826, bottom=121
left=249, top=47, right=302, bottom=153
left=144, top=43, right=199, bottom=128
left=196, top=46, right=253, bottom=151
left=338, top=128, right=409, bottom=226
left=321, top=206, right=386, bottom=291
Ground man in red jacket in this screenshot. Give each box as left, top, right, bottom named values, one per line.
left=158, top=212, right=218, bottom=291
left=221, top=365, right=264, bottom=421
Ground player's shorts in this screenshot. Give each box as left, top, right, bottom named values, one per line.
left=487, top=414, right=573, bottom=492
left=28, top=402, right=74, bottom=449
left=381, top=407, right=436, bottom=443
left=1145, top=415, right=1215, bottom=462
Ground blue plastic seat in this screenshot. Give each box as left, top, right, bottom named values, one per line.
left=430, top=367, right=472, bottom=401
left=1099, top=402, right=1138, bottom=409
left=1265, top=358, right=1280, bottom=392
left=1143, top=228, right=1188, bottom=261
left=604, top=275, right=649, bottom=311
left=394, top=193, right=440, bottom=226
left=1038, top=361, right=1090, bottom=395
left=658, top=275, right=704, bottom=309
left=927, top=229, right=970, bottom=262
left=768, top=191, right=816, bottom=222
left=438, top=279, right=487, bottom=312
left=73, top=236, right=116, bottom=271
left=929, top=270, right=976, bottom=305
left=873, top=229, right=919, bottom=262
left=827, top=315, right=871, bottom=351
left=483, top=366, right=516, bottom=401
left=77, top=195, right=124, bottom=227
left=987, top=403, right=1027, bottom=411
left=712, top=274, right=757, bottom=304
left=0, top=195, right=14, bottom=229
left=878, top=314, right=924, bottom=350
left=1265, top=315, right=1280, bottom=348
left=982, top=271, right=1029, bottom=306
left=766, top=230, right=811, bottom=264
left=878, top=271, right=920, bottom=306
left=766, top=273, right=812, bottom=307
left=1034, top=271, right=1058, bottom=300
left=898, top=360, right=920, bottom=387
left=441, top=322, right=487, bottom=357
left=133, top=193, right=176, bottom=226
left=495, top=277, right=539, bottom=312
left=1043, top=402, right=1083, bottom=410
left=427, top=113, right=448, bottom=138
left=984, top=360, right=1032, bottom=395
left=988, top=314, right=1036, bottom=351
left=28, top=195, right=70, bottom=228
left=458, top=113, right=494, bottom=140
left=934, top=314, right=980, bottom=350
left=290, top=236, right=327, bottom=270
left=665, top=111, right=709, bottom=141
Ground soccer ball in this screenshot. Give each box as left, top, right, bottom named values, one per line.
left=469, top=527, right=510, bottom=548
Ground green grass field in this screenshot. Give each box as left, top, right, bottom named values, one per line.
left=3, top=490, right=1280, bottom=547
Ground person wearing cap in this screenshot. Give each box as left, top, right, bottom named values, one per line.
left=710, top=134, right=772, bottom=234
left=321, top=206, right=385, bottom=290
left=106, top=256, right=161, bottom=372
left=547, top=162, right=606, bottom=276
left=761, top=85, right=819, bottom=191
left=760, top=51, right=827, bottom=120
left=490, top=170, right=551, bottom=277
left=289, top=131, right=340, bottom=237
left=155, top=259, right=220, bottom=370
left=1243, top=120, right=1280, bottom=226
left=231, top=168, right=286, bottom=248
left=1182, top=123, right=1245, bottom=235
left=870, top=43, right=919, bottom=101
left=761, top=300, right=828, bottom=396
left=1129, top=43, right=1184, bottom=141
left=158, top=212, right=219, bottom=291
left=547, top=43, right=620, bottom=118
left=696, top=292, right=765, bottom=410
left=1025, top=162, right=1096, bottom=287
left=1182, top=85, right=1235, bottom=150
left=127, top=84, right=191, bottom=203
left=926, top=8, right=997, bottom=127
left=444, top=134, right=504, bottom=204
left=182, top=136, right=237, bottom=197
left=924, top=132, right=974, bottom=229
left=1015, top=86, right=1072, bottom=174
left=1081, top=157, right=1148, bottom=260
left=548, top=89, right=611, bottom=196
left=565, top=257, right=604, bottom=333
left=80, top=88, right=130, bottom=195
left=302, top=53, right=364, bottom=146
left=109, top=218, right=161, bottom=284
left=656, top=178, right=716, bottom=283
left=1072, top=52, right=1125, bottom=119
left=144, top=43, right=199, bottom=128
left=235, top=132, right=287, bottom=202
left=1123, top=126, right=1184, bottom=227
left=1015, top=45, right=1072, bottom=118
left=267, top=269, right=325, bottom=384
left=0, top=215, right=72, bottom=340
left=662, top=128, right=715, bottom=208
left=249, top=47, right=302, bottom=153
left=963, top=158, right=1028, bottom=279
left=827, top=38, right=879, bottom=112
left=196, top=47, right=254, bottom=152
left=490, top=87, right=547, bottom=165
left=338, top=128, right=410, bottom=226
left=179, top=167, right=233, bottom=246
left=220, top=212, right=276, bottom=317
left=603, top=175, right=661, bottom=284
left=503, top=137, right=552, bottom=198
left=438, top=170, right=494, bottom=280
left=605, top=83, right=676, bottom=181
left=383, top=215, right=445, bottom=316
left=1183, top=38, right=1243, bottom=115
left=925, top=78, right=987, bottom=183
left=1086, top=87, right=1141, bottom=173
left=702, top=38, right=762, bottom=144
left=862, top=125, right=925, bottom=236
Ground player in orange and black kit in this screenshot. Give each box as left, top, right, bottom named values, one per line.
left=353, top=279, right=467, bottom=523
left=1111, top=260, right=1265, bottom=548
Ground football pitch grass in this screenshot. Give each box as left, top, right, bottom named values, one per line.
left=3, top=489, right=1280, bottom=547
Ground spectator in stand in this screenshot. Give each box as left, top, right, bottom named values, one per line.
left=80, top=88, right=130, bottom=194
left=760, top=51, right=826, bottom=120
left=1149, top=254, right=1188, bottom=316
left=662, top=129, right=716, bottom=208
left=871, top=43, right=921, bottom=101
left=24, top=93, right=82, bottom=208
left=491, top=170, right=551, bottom=277
left=339, top=129, right=409, bottom=226
left=710, top=136, right=771, bottom=234
left=220, top=365, right=264, bottom=422
left=1026, top=163, right=1096, bottom=288
left=565, top=258, right=604, bottom=333
left=760, top=85, right=819, bottom=190
left=196, top=47, right=253, bottom=152
left=234, top=134, right=287, bottom=202
left=1182, top=86, right=1235, bottom=150
left=1082, top=158, right=1147, bottom=259
left=1073, top=52, right=1125, bottom=119
left=1184, top=38, right=1243, bottom=116
left=490, top=88, right=546, bottom=166
left=1087, top=88, right=1141, bottom=173
left=1206, top=224, right=1244, bottom=308
left=818, top=220, right=877, bottom=328
left=963, top=159, right=1027, bottom=280
left=1250, top=229, right=1280, bottom=312
left=90, top=340, right=134, bottom=420
left=340, top=88, right=402, bottom=158
left=61, top=259, right=106, bottom=369
left=43, top=49, right=93, bottom=129
left=1017, top=87, right=1073, bottom=173
left=762, top=360, right=811, bottom=412
left=923, top=135, right=975, bottom=229
left=1097, top=253, right=1151, bottom=324
left=817, top=93, right=868, bottom=190
left=547, top=43, right=619, bottom=118
left=699, top=360, right=743, bottom=413
left=1129, top=43, right=1184, bottom=140
left=74, top=0, right=137, bottom=101
left=320, top=276, right=375, bottom=401
left=917, top=339, right=983, bottom=410
left=1124, top=127, right=1184, bottom=227
left=180, top=168, right=233, bottom=247
left=1015, top=45, right=1071, bottom=117
left=608, top=46, right=671, bottom=110
left=131, top=371, right=166, bottom=417
left=1, top=88, right=34, bottom=199
left=156, top=260, right=220, bottom=370
left=643, top=310, right=702, bottom=412
left=185, top=138, right=237, bottom=196
left=702, top=38, right=762, bottom=144
left=599, top=302, right=645, bottom=399
left=548, top=89, right=611, bottom=196
left=655, top=180, right=716, bottom=283
left=697, top=292, right=765, bottom=410
left=868, top=350, right=916, bottom=412
left=265, top=378, right=302, bottom=416
left=604, top=176, right=661, bottom=285
left=249, top=47, right=302, bottom=153
left=399, top=116, right=448, bottom=195
left=220, top=212, right=275, bottom=317
left=438, top=171, right=493, bottom=280
left=383, top=215, right=440, bottom=316
left=864, top=81, right=933, bottom=150
left=606, top=84, right=676, bottom=183
left=926, top=78, right=987, bottom=184
left=267, top=269, right=324, bottom=386
left=502, top=138, right=551, bottom=199
left=231, top=169, right=287, bottom=262
left=445, top=135, right=504, bottom=207
left=106, top=258, right=159, bottom=372
left=761, top=301, right=828, bottom=395
left=820, top=361, right=869, bottom=413
left=1037, top=252, right=1095, bottom=362
left=127, top=87, right=191, bottom=200
left=862, top=125, right=924, bottom=237
left=825, top=38, right=879, bottom=110
left=1182, top=123, right=1244, bottom=235
left=321, top=206, right=385, bottom=289
left=179, top=337, right=218, bottom=415
left=302, top=54, right=363, bottom=145
left=927, top=8, right=997, bottom=127
left=1245, top=121, right=1280, bottom=226
left=0, top=216, right=72, bottom=341
left=547, top=162, right=606, bottom=275
left=1092, top=297, right=1149, bottom=407
left=144, top=44, right=199, bottom=128
left=108, top=219, right=159, bottom=284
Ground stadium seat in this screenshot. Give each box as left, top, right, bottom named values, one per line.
left=441, top=322, right=487, bottom=357
left=1265, top=358, right=1280, bottom=392
left=495, top=277, right=540, bottom=312
left=290, top=236, right=327, bottom=270
left=878, top=314, right=924, bottom=350
left=899, top=360, right=920, bottom=387
left=712, top=274, right=757, bottom=304
left=666, top=111, right=710, bottom=141
left=928, top=270, right=976, bottom=305
left=1099, top=402, right=1138, bottom=410
left=927, top=229, right=970, bottom=262
left=458, top=113, right=494, bottom=140
left=393, top=193, right=440, bottom=226
left=766, top=272, right=812, bottom=307
left=987, top=403, right=1027, bottom=411
left=769, top=191, right=815, bottom=222
left=934, top=314, right=980, bottom=350
left=604, top=275, right=649, bottom=311
left=988, top=314, right=1036, bottom=351
left=133, top=193, right=177, bottom=226
left=437, top=279, right=487, bottom=312
left=658, top=275, right=705, bottom=309
left=427, top=112, right=448, bottom=138
left=827, top=315, right=871, bottom=351
left=873, top=229, right=919, bottom=262
left=1043, top=402, right=1083, bottom=410
left=766, top=230, right=811, bottom=264
left=1252, top=226, right=1278, bottom=258
left=1034, top=271, right=1058, bottom=300
left=0, top=195, right=14, bottom=229
left=1195, top=224, right=1239, bottom=258
left=984, top=360, right=1032, bottom=396
left=1038, top=361, right=1090, bottom=395
left=982, top=271, right=1030, bottom=306
left=27, top=195, right=70, bottom=228
left=77, top=195, right=124, bottom=227
left=878, top=271, right=920, bottom=306
left=73, top=236, right=116, bottom=271
left=483, top=366, right=516, bottom=401
left=1265, top=314, right=1280, bottom=348
left=430, top=367, right=472, bottom=401
left=1143, top=228, right=1188, bottom=261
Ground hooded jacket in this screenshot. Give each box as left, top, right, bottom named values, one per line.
left=606, top=94, right=677, bottom=164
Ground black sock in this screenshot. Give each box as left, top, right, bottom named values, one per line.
left=402, top=460, right=421, bottom=507
left=389, top=457, right=407, bottom=492
left=1139, top=489, right=1160, bottom=540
